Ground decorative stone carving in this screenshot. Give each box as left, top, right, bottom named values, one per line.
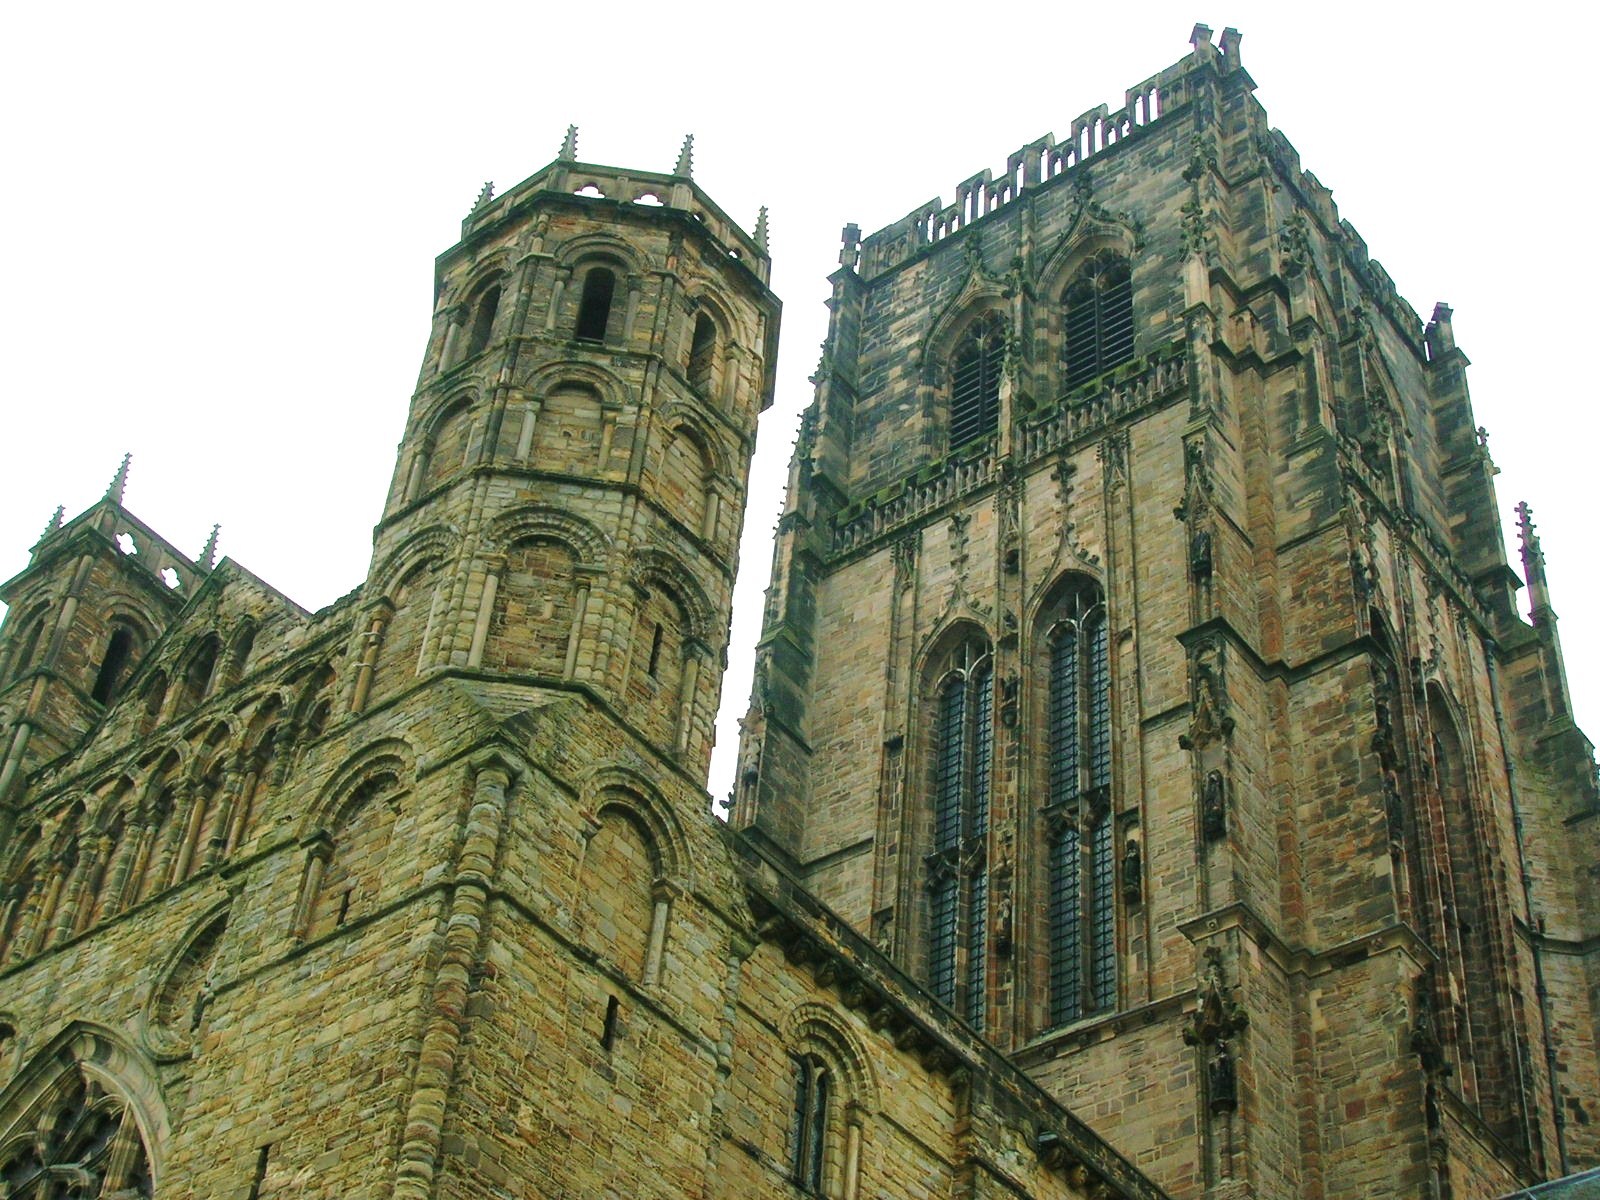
left=1201, top=769, right=1227, bottom=840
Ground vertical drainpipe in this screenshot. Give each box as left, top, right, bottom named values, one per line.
left=1483, top=635, right=1569, bottom=1177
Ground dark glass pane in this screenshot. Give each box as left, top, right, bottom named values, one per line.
left=966, top=868, right=987, bottom=1027
left=1050, top=625, right=1080, bottom=805
left=934, top=678, right=965, bottom=853
left=950, top=314, right=1004, bottom=445
left=1089, top=814, right=1117, bottom=1011
left=1087, top=610, right=1111, bottom=791
left=1050, top=825, right=1082, bottom=1024
left=929, top=874, right=958, bottom=1007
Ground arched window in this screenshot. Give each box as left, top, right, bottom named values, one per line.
left=1063, top=252, right=1134, bottom=390
left=788, top=1053, right=829, bottom=1193
left=464, top=284, right=500, bottom=358
left=1043, top=580, right=1115, bottom=1025
left=575, top=266, right=616, bottom=342
left=949, top=312, right=1005, bottom=447
left=90, top=625, right=139, bottom=705
left=923, top=635, right=992, bottom=1025
left=688, top=312, right=717, bottom=393
left=627, top=584, right=690, bottom=752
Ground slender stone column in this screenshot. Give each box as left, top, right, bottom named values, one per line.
left=349, top=604, right=394, bottom=714
left=392, top=756, right=516, bottom=1200
left=290, top=833, right=334, bottom=942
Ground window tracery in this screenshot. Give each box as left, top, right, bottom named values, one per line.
left=0, top=1065, right=153, bottom=1198
left=1041, top=579, right=1116, bottom=1025
left=923, top=635, right=993, bottom=1025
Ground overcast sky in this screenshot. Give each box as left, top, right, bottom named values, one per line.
left=2, top=3, right=1594, bottom=806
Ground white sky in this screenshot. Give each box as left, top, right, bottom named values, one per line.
left=2, top=3, right=1595, bottom=808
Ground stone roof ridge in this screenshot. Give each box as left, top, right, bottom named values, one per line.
left=729, top=826, right=1172, bottom=1200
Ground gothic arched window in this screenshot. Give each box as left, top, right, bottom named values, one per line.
left=1043, top=580, right=1115, bottom=1025
left=90, top=624, right=140, bottom=705
left=949, top=312, right=1005, bottom=447
left=0, top=1064, right=154, bottom=1197
left=1063, top=253, right=1134, bottom=390
left=924, top=636, right=993, bottom=1025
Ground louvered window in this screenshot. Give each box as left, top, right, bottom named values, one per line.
left=949, top=313, right=1006, bottom=446
left=1046, top=586, right=1117, bottom=1025
left=1063, top=254, right=1134, bottom=390
left=925, top=642, right=993, bottom=1026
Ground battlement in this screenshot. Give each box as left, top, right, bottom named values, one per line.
left=852, top=25, right=1246, bottom=280
left=455, top=138, right=771, bottom=286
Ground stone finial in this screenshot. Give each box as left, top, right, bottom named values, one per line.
left=753, top=206, right=769, bottom=253
left=199, top=523, right=221, bottom=569
left=559, top=124, right=579, bottom=161
left=1425, top=302, right=1456, bottom=356
left=106, top=453, right=132, bottom=504
left=471, top=182, right=494, bottom=213
left=41, top=505, right=64, bottom=540
left=1218, top=26, right=1243, bottom=69
left=839, top=223, right=862, bottom=270
left=674, top=134, right=695, bottom=178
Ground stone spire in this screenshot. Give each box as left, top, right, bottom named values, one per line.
left=199, top=523, right=221, bottom=570
left=674, top=134, right=694, bottom=178
left=754, top=206, right=769, bottom=254
left=559, top=124, right=579, bottom=161
left=471, top=181, right=495, bottom=213
left=105, top=453, right=132, bottom=505
left=40, top=505, right=64, bottom=541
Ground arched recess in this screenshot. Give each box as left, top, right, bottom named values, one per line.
left=0, top=832, right=40, bottom=965
left=483, top=537, right=582, bottom=678
left=1, top=604, right=50, bottom=685
left=0, top=1021, right=170, bottom=1196
left=574, top=779, right=685, bottom=987
left=292, top=742, right=415, bottom=941
left=87, top=776, right=138, bottom=926
left=1425, top=683, right=1516, bottom=1139
left=414, top=393, right=478, bottom=498
left=781, top=1004, right=879, bottom=1198
left=371, top=556, right=445, bottom=704
left=225, top=696, right=287, bottom=855
left=1029, top=571, right=1118, bottom=1029
left=143, top=901, right=230, bottom=1061
left=624, top=557, right=714, bottom=756
left=531, top=381, right=605, bottom=475
left=175, top=634, right=222, bottom=715
left=658, top=423, right=714, bottom=540
left=131, top=750, right=185, bottom=906
left=909, top=620, right=995, bottom=1025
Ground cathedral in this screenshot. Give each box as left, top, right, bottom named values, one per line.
left=0, top=26, right=1596, bottom=1200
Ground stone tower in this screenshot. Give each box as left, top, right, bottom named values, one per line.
left=735, top=24, right=1600, bottom=1200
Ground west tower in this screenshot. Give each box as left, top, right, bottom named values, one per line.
left=735, top=25, right=1600, bottom=1200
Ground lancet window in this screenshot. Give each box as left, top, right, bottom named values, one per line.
left=1042, top=580, right=1116, bottom=1025
left=1062, top=252, right=1134, bottom=390
left=924, top=636, right=993, bottom=1025
left=788, top=1053, right=829, bottom=1193
left=575, top=266, right=617, bottom=342
left=949, top=312, right=1005, bottom=447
